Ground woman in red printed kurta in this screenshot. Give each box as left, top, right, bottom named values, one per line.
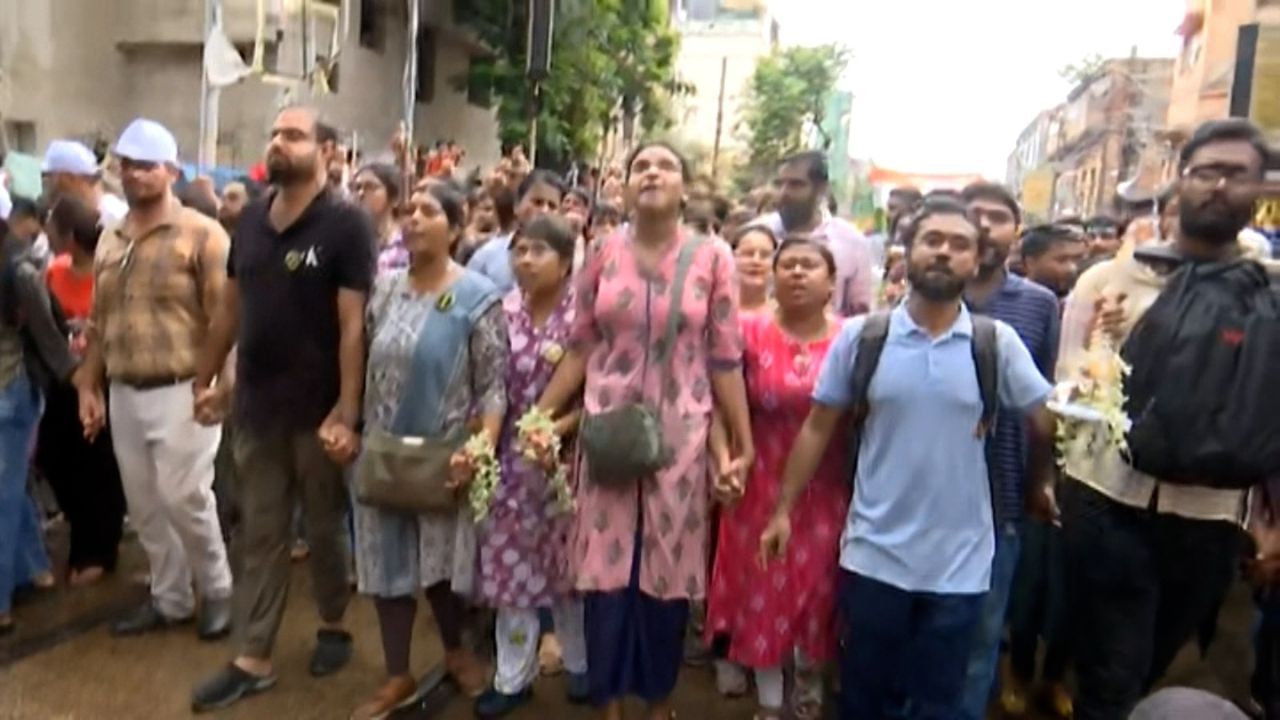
left=706, top=237, right=850, bottom=720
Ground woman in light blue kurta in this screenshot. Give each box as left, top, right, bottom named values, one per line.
left=350, top=183, right=509, bottom=720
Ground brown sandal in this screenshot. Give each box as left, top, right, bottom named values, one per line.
left=444, top=649, right=489, bottom=698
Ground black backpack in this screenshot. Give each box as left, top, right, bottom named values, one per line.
left=848, top=311, right=1000, bottom=493
left=1122, top=258, right=1280, bottom=489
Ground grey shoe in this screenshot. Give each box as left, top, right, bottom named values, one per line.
left=191, top=663, right=277, bottom=713
left=309, top=629, right=353, bottom=677
left=110, top=603, right=192, bottom=637
left=197, top=596, right=232, bottom=641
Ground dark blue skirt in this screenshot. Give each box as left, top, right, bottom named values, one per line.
left=582, top=491, right=690, bottom=706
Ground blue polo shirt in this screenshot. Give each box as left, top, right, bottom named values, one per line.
left=465, top=231, right=515, bottom=293
left=813, top=304, right=1052, bottom=594
left=965, top=274, right=1060, bottom=525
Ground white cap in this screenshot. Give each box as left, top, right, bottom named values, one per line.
left=113, top=118, right=178, bottom=165
left=42, top=140, right=99, bottom=176
left=0, top=186, right=10, bottom=221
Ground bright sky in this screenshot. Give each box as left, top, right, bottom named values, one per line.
left=770, top=0, right=1186, bottom=179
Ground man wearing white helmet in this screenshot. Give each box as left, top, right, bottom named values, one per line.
left=73, top=118, right=234, bottom=642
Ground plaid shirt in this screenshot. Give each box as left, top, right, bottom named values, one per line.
left=89, top=199, right=229, bottom=383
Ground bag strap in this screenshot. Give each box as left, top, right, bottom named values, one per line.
left=849, top=311, right=891, bottom=432
left=651, top=236, right=704, bottom=409
left=970, top=315, right=999, bottom=438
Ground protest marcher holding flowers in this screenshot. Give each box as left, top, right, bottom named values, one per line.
left=349, top=182, right=509, bottom=720
left=472, top=214, right=588, bottom=718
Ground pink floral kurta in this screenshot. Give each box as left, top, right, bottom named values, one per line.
left=569, top=230, right=743, bottom=601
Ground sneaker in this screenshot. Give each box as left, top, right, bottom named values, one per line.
left=191, top=663, right=277, bottom=713
left=565, top=672, right=590, bottom=704
left=310, top=629, right=354, bottom=677
left=349, top=675, right=419, bottom=720
left=474, top=686, right=533, bottom=719
left=111, top=603, right=192, bottom=637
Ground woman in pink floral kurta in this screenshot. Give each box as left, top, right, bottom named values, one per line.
left=535, top=143, right=752, bottom=718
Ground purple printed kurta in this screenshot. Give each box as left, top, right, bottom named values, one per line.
left=476, top=289, right=577, bottom=609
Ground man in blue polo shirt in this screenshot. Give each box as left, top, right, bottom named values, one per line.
left=760, top=198, right=1055, bottom=719
left=958, top=181, right=1061, bottom=719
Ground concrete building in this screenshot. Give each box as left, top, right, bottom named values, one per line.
left=1007, top=57, right=1173, bottom=219
left=0, top=0, right=500, bottom=173
left=670, top=0, right=778, bottom=178
left=1161, top=0, right=1280, bottom=175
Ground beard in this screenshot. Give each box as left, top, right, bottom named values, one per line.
left=778, top=199, right=815, bottom=232
left=908, top=263, right=966, bottom=302
left=1179, top=196, right=1254, bottom=245
left=267, top=153, right=318, bottom=187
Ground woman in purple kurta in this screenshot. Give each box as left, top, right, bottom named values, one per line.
left=474, top=215, right=590, bottom=717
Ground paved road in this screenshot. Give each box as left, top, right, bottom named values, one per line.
left=0, top=535, right=1258, bottom=720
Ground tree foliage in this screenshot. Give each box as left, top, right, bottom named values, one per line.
left=736, top=44, right=849, bottom=187
left=1059, top=53, right=1108, bottom=87
left=458, top=0, right=687, bottom=169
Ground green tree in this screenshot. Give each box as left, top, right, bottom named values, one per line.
left=1059, top=53, right=1107, bottom=86
left=457, top=0, right=686, bottom=168
left=736, top=44, right=849, bottom=188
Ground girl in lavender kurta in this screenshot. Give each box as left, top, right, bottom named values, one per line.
left=474, top=216, right=589, bottom=717
left=552, top=143, right=749, bottom=715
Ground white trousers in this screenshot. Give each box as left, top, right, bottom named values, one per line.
left=110, top=382, right=232, bottom=618
left=494, top=599, right=587, bottom=694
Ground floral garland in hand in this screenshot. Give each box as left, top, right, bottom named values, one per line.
left=516, top=406, right=575, bottom=515
left=1054, top=332, right=1132, bottom=465
left=464, top=432, right=500, bottom=522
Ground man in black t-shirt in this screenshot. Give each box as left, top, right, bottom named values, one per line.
left=190, top=106, right=375, bottom=712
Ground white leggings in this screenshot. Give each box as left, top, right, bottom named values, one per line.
left=494, top=599, right=587, bottom=694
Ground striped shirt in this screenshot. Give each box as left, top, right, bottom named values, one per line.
left=966, top=273, right=1060, bottom=524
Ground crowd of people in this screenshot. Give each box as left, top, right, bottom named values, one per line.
left=0, top=104, right=1277, bottom=720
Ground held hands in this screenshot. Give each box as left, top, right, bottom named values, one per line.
left=447, top=450, right=474, bottom=491
left=77, top=385, right=106, bottom=441
left=318, top=411, right=360, bottom=465
left=192, top=381, right=230, bottom=427
left=712, top=448, right=753, bottom=506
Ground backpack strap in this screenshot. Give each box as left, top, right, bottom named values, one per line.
left=970, top=315, right=1000, bottom=439
left=850, top=311, right=891, bottom=432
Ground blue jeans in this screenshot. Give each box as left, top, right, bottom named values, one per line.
left=0, top=373, right=48, bottom=614
left=959, top=521, right=1022, bottom=719
left=838, top=570, right=984, bottom=720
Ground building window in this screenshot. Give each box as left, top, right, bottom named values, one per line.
left=416, top=28, right=436, bottom=104
left=3, top=120, right=36, bottom=153
left=359, top=0, right=384, bottom=51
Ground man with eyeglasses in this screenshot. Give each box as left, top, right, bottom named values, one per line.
left=1083, top=215, right=1121, bottom=259
left=1060, top=118, right=1270, bottom=720
left=73, top=118, right=234, bottom=642
left=957, top=181, right=1061, bottom=720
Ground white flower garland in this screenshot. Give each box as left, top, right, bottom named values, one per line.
left=516, top=406, right=575, bottom=515
left=464, top=432, right=500, bottom=522
left=1054, top=335, right=1133, bottom=464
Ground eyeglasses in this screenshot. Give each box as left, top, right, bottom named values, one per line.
left=1182, top=164, right=1259, bottom=189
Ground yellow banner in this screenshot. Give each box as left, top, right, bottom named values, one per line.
left=1021, top=167, right=1056, bottom=219
left=1252, top=25, right=1280, bottom=136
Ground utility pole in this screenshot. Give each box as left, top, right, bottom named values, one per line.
left=197, top=0, right=223, bottom=173
left=711, top=56, right=728, bottom=182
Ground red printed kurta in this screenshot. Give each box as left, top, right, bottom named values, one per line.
left=705, top=312, right=850, bottom=667
left=569, top=230, right=743, bottom=601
